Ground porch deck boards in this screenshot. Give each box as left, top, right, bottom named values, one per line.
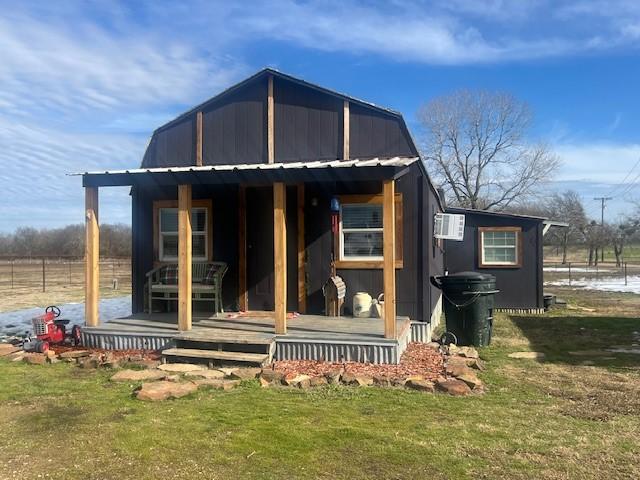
left=86, top=312, right=410, bottom=345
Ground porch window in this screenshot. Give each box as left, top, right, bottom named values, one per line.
left=341, top=204, right=383, bottom=260
left=158, top=207, right=208, bottom=261
left=479, top=227, right=521, bottom=268
left=335, top=194, right=403, bottom=268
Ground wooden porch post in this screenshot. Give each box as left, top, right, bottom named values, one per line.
left=178, top=184, right=192, bottom=331
left=273, top=182, right=287, bottom=334
left=383, top=179, right=396, bottom=339
left=238, top=185, right=248, bottom=311
left=85, top=187, right=99, bottom=326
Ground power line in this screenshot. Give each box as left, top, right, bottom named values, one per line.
left=609, top=156, right=640, bottom=196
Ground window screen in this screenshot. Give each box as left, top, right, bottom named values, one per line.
left=159, top=207, right=208, bottom=261
left=481, top=230, right=518, bottom=265
left=341, top=204, right=383, bottom=260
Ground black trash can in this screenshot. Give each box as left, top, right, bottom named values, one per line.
left=432, top=272, right=498, bottom=347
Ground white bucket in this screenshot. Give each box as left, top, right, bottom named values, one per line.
left=353, top=292, right=373, bottom=318
left=373, top=293, right=384, bottom=319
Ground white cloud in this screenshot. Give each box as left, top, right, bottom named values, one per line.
left=554, top=142, right=640, bottom=183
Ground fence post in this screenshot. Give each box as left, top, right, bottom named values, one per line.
left=42, top=258, right=45, bottom=292
left=568, top=262, right=572, bottom=286
left=624, top=262, right=628, bottom=286
left=595, top=263, right=599, bottom=282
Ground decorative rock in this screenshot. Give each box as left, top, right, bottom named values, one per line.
left=185, top=369, right=226, bottom=380
left=456, top=372, right=483, bottom=390
left=508, top=351, right=546, bottom=360
left=406, top=378, right=435, bottom=392
left=23, top=353, right=47, bottom=365
left=136, top=381, right=198, bottom=401
left=436, top=379, right=471, bottom=396
left=456, top=346, right=479, bottom=359
left=373, top=375, right=392, bottom=387
left=158, top=363, right=207, bottom=373
left=260, top=369, right=285, bottom=384
left=8, top=351, right=26, bottom=362
left=59, top=350, right=91, bottom=359
left=218, top=367, right=238, bottom=377
left=101, top=359, right=121, bottom=369
left=259, top=377, right=271, bottom=388
left=78, top=356, right=100, bottom=369
left=309, top=376, right=328, bottom=387
left=425, top=342, right=441, bottom=350
left=324, top=367, right=343, bottom=384
left=194, top=379, right=241, bottom=390
left=111, top=369, right=167, bottom=382
left=0, top=343, right=21, bottom=357
left=445, top=364, right=472, bottom=378
left=466, top=358, right=486, bottom=371
left=283, top=373, right=311, bottom=388
left=126, top=359, right=160, bottom=369
left=341, top=372, right=373, bottom=387
left=229, top=367, right=262, bottom=380
left=391, top=377, right=408, bottom=387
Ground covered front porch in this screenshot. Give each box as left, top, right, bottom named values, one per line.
left=81, top=310, right=415, bottom=364
left=79, top=160, right=413, bottom=330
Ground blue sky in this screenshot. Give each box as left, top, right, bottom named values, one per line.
left=1, top=0, right=640, bottom=232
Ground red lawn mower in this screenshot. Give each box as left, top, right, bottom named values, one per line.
left=24, top=306, right=82, bottom=353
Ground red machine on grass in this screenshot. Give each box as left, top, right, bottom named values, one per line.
left=27, top=306, right=82, bottom=353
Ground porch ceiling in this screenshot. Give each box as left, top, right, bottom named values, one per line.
left=73, top=157, right=419, bottom=188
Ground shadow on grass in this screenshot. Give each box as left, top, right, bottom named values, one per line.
left=509, top=315, right=640, bottom=368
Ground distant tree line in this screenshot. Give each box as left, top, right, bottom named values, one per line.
left=0, top=224, right=131, bottom=257
left=511, top=191, right=640, bottom=266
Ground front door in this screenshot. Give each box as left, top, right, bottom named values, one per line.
left=245, top=185, right=299, bottom=312
left=246, top=187, right=275, bottom=310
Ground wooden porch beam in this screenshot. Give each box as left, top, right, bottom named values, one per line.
left=178, top=184, right=192, bottom=331
left=85, top=187, right=99, bottom=327
left=267, top=75, right=274, bottom=163
left=196, top=111, right=203, bottom=166
left=273, top=182, right=287, bottom=334
left=297, top=183, right=306, bottom=313
left=343, top=100, right=350, bottom=160
left=238, top=185, right=248, bottom=311
left=383, top=179, right=396, bottom=339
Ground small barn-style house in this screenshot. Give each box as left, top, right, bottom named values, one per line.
left=77, top=69, right=445, bottom=364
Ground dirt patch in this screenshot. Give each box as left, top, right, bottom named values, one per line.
left=272, top=342, right=445, bottom=381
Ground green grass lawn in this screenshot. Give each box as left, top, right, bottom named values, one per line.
left=1, top=310, right=639, bottom=480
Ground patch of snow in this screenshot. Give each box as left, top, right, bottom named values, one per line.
left=544, top=266, right=614, bottom=273
left=546, top=275, right=640, bottom=294
left=0, top=296, right=131, bottom=336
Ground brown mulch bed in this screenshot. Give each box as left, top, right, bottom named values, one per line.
left=272, top=342, right=445, bottom=381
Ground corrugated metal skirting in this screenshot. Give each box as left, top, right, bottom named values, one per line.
left=82, top=331, right=174, bottom=351
left=275, top=327, right=412, bottom=365
left=410, top=322, right=432, bottom=343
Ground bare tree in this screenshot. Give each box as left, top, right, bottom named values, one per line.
left=544, top=190, right=588, bottom=263
left=418, top=89, right=560, bottom=210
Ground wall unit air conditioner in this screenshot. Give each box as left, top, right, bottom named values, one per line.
left=434, top=213, right=465, bottom=241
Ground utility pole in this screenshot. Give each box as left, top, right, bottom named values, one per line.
left=593, top=197, right=612, bottom=226
left=594, top=197, right=612, bottom=262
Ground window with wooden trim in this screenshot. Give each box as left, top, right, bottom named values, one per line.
left=478, top=227, right=521, bottom=268
left=153, top=199, right=213, bottom=262
left=335, top=194, right=403, bottom=268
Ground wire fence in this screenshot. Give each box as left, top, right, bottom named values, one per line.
left=543, top=261, right=638, bottom=290
left=0, top=256, right=131, bottom=292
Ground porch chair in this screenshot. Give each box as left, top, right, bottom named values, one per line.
left=146, top=261, right=228, bottom=315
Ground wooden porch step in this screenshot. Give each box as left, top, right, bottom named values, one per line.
left=175, top=333, right=274, bottom=345
left=162, top=347, right=269, bottom=365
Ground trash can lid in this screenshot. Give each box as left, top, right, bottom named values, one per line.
left=439, top=271, right=496, bottom=283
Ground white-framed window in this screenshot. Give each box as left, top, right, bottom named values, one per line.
left=159, top=207, right=208, bottom=261
left=479, top=227, right=521, bottom=267
left=340, top=203, right=383, bottom=260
